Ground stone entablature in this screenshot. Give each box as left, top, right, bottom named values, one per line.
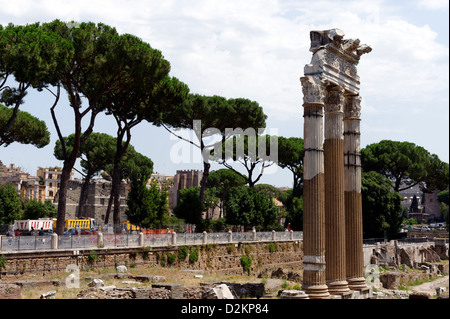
left=304, top=28, right=371, bottom=95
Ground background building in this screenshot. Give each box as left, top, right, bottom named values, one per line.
left=171, top=169, right=203, bottom=209
left=0, top=162, right=45, bottom=202
left=36, top=167, right=74, bottom=201
left=53, top=178, right=129, bottom=225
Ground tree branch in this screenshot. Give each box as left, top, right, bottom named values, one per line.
left=161, top=122, right=201, bottom=149
left=49, top=85, right=67, bottom=158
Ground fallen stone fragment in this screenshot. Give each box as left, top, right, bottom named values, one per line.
left=40, top=290, right=56, bottom=299
left=202, top=284, right=235, bottom=299
left=88, top=278, right=105, bottom=288
left=280, top=290, right=309, bottom=299
left=116, top=265, right=127, bottom=273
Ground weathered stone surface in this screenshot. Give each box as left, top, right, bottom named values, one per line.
left=88, top=278, right=105, bottom=288
left=280, top=290, right=309, bottom=299
left=116, top=265, right=127, bottom=273
left=40, top=290, right=56, bottom=299
left=436, top=286, right=446, bottom=297
left=152, top=283, right=183, bottom=298
left=77, top=287, right=133, bottom=299
left=202, top=284, right=235, bottom=299
left=229, top=283, right=264, bottom=299
left=14, top=279, right=60, bottom=290
left=99, top=285, right=116, bottom=291
left=380, top=272, right=404, bottom=290
left=127, top=287, right=171, bottom=299
left=134, top=275, right=166, bottom=283
left=182, top=286, right=208, bottom=299
left=145, top=288, right=171, bottom=299
left=0, top=283, right=21, bottom=299
left=0, top=241, right=305, bottom=278
left=114, top=273, right=133, bottom=279
left=437, top=291, right=449, bottom=299
left=269, top=268, right=301, bottom=282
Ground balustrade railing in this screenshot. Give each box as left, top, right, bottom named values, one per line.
left=0, top=230, right=303, bottom=252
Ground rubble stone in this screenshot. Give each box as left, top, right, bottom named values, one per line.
left=40, top=290, right=56, bottom=299
left=88, top=278, right=105, bottom=288
left=202, top=284, right=235, bottom=299
left=116, top=265, right=127, bottom=273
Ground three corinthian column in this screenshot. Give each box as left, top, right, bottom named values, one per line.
left=301, top=80, right=367, bottom=297
left=301, top=29, right=371, bottom=298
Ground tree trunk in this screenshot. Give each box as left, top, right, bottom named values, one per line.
left=53, top=105, right=97, bottom=235
left=111, top=126, right=132, bottom=231
left=199, top=161, right=211, bottom=205
left=112, top=153, right=122, bottom=230
left=55, top=162, right=74, bottom=235
left=104, top=191, right=114, bottom=224
left=77, top=174, right=92, bottom=218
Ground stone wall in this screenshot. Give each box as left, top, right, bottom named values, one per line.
left=0, top=241, right=304, bottom=278
left=363, top=240, right=448, bottom=269
left=1, top=240, right=447, bottom=280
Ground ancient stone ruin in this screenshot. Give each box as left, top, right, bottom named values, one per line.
left=301, top=28, right=372, bottom=299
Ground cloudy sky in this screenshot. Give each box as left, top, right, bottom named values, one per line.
left=0, top=0, right=448, bottom=188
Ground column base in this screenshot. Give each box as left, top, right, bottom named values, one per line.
left=327, top=280, right=350, bottom=295
left=303, top=284, right=330, bottom=299
left=347, top=277, right=369, bottom=291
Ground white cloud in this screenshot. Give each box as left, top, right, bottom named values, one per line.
left=0, top=0, right=448, bottom=181
left=417, top=0, right=449, bottom=10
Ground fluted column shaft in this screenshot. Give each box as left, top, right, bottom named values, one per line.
left=344, top=95, right=368, bottom=291
left=301, top=76, right=329, bottom=299
left=324, top=85, right=350, bottom=295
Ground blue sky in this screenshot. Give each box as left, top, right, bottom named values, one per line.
left=0, top=0, right=448, bottom=188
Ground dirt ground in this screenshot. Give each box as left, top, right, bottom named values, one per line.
left=0, top=264, right=290, bottom=299
left=409, top=275, right=449, bottom=295
left=2, top=264, right=448, bottom=299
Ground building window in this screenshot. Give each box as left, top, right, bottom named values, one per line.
left=49, top=173, right=53, bottom=179
left=49, top=182, right=52, bottom=187
left=49, top=190, right=54, bottom=197
left=100, top=198, right=105, bottom=205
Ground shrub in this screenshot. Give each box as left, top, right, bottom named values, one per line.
left=240, top=255, right=252, bottom=275
left=0, top=255, right=7, bottom=278
left=87, top=250, right=99, bottom=265
left=167, top=253, right=176, bottom=265
left=189, top=248, right=199, bottom=263
left=226, top=244, right=236, bottom=254
left=267, top=242, right=276, bottom=254
left=178, top=246, right=189, bottom=261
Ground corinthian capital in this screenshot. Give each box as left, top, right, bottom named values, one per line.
left=324, top=85, right=344, bottom=113
left=300, top=76, right=325, bottom=105
left=344, top=95, right=362, bottom=119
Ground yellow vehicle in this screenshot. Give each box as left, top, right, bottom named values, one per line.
left=52, top=218, right=97, bottom=231
left=120, top=221, right=141, bottom=232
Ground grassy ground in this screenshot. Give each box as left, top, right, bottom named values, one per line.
left=2, top=264, right=291, bottom=299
